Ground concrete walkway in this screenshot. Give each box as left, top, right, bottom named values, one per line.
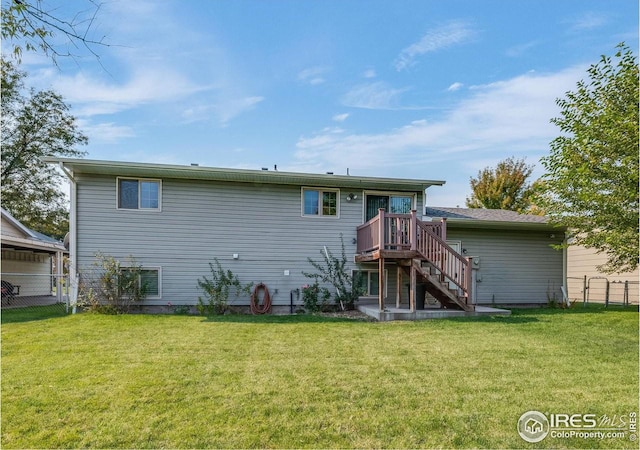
left=357, top=302, right=511, bottom=321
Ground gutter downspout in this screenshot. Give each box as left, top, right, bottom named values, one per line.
left=59, top=162, right=78, bottom=313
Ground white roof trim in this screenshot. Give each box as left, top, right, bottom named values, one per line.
left=1, top=207, right=38, bottom=239
left=1, top=208, right=67, bottom=253
left=43, top=157, right=446, bottom=192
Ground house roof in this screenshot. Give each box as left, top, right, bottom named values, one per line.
left=44, top=157, right=446, bottom=192
left=1, top=208, right=67, bottom=254
left=425, top=206, right=564, bottom=231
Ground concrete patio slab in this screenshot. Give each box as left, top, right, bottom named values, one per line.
left=357, top=302, right=511, bottom=321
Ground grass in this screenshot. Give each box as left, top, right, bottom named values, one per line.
left=1, top=304, right=638, bottom=448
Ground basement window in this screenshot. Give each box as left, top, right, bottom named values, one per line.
left=121, top=267, right=161, bottom=298
left=353, top=269, right=388, bottom=297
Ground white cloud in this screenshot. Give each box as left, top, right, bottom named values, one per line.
left=182, top=96, right=264, bottom=125
left=332, top=113, right=350, bottom=122
left=567, top=11, right=609, bottom=32
left=505, top=40, right=540, bottom=57
left=53, top=67, right=209, bottom=116
left=49, top=64, right=264, bottom=126
left=214, top=96, right=264, bottom=124
left=341, top=81, right=409, bottom=109
left=298, top=66, right=330, bottom=85
left=363, top=69, right=377, bottom=78
left=395, top=20, right=476, bottom=71
left=295, top=66, right=586, bottom=177
left=447, top=82, right=464, bottom=92
left=77, top=120, right=136, bottom=143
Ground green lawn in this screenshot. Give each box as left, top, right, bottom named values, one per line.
left=2, top=305, right=638, bottom=448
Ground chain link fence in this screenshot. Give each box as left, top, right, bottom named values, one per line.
left=567, top=276, right=639, bottom=306
left=1, top=273, right=70, bottom=313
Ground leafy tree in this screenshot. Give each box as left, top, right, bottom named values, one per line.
left=538, top=43, right=639, bottom=273
left=1, top=0, right=106, bottom=64
left=1, top=58, right=88, bottom=240
left=465, top=157, right=536, bottom=213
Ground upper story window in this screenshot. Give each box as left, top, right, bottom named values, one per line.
left=302, top=188, right=339, bottom=217
left=117, top=178, right=161, bottom=210
left=365, top=193, right=414, bottom=221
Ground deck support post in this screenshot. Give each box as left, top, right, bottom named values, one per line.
left=409, top=260, right=416, bottom=313
left=396, top=266, right=402, bottom=308
left=378, top=256, right=385, bottom=312
left=466, top=256, right=473, bottom=307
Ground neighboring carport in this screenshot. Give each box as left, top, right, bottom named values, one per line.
left=1, top=208, right=68, bottom=308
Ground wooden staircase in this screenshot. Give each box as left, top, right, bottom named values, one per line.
left=399, top=259, right=471, bottom=311
left=356, top=209, right=474, bottom=312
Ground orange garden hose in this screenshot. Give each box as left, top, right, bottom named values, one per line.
left=250, top=283, right=272, bottom=314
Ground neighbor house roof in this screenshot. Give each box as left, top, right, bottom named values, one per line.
left=425, top=207, right=563, bottom=231
left=44, top=158, right=446, bottom=192
left=1, top=208, right=67, bottom=254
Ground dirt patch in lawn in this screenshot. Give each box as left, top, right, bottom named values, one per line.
left=318, top=309, right=376, bottom=321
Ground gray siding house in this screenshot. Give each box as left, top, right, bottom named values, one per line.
left=424, top=208, right=565, bottom=306
left=47, top=158, right=565, bottom=312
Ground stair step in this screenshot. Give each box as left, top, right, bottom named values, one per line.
left=399, top=258, right=473, bottom=312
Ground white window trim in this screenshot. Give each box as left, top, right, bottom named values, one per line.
left=116, top=177, right=163, bottom=212
left=122, top=265, right=162, bottom=300
left=301, top=187, right=340, bottom=219
left=362, top=190, right=417, bottom=222
left=353, top=268, right=388, bottom=298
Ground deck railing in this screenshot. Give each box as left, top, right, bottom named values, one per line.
left=356, top=213, right=382, bottom=254
left=356, top=209, right=472, bottom=303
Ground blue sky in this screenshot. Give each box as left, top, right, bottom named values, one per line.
left=18, top=0, right=639, bottom=206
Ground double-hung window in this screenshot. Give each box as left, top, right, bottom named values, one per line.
left=118, top=178, right=161, bottom=210
left=302, top=188, right=339, bottom=217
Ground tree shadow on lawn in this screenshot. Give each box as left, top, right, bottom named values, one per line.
left=424, top=303, right=638, bottom=325
left=1, top=304, right=69, bottom=324
left=200, top=304, right=639, bottom=325
left=201, top=313, right=374, bottom=324
left=509, top=303, right=639, bottom=316
left=443, top=314, right=541, bottom=324
left=466, top=303, right=637, bottom=322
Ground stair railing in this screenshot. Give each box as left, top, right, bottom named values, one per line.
left=415, top=213, right=473, bottom=304
left=356, top=209, right=473, bottom=305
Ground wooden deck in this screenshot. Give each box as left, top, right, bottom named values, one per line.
left=356, top=209, right=474, bottom=313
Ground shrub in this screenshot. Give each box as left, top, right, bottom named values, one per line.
left=78, top=253, right=148, bottom=314
left=197, top=259, right=252, bottom=315
left=303, top=234, right=365, bottom=311
left=301, top=282, right=331, bottom=313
